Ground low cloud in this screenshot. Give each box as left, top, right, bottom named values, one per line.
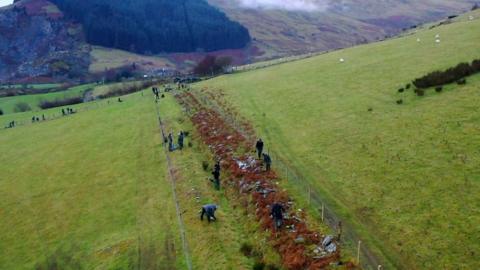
left=236, top=0, right=327, bottom=12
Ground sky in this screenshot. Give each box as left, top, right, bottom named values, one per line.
left=236, top=0, right=327, bottom=11
left=0, top=0, right=13, bottom=8
left=0, top=0, right=326, bottom=11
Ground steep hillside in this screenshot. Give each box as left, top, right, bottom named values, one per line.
left=0, top=0, right=90, bottom=81
left=193, top=11, right=480, bottom=269
left=209, top=0, right=477, bottom=59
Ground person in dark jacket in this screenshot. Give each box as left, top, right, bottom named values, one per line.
left=200, top=204, right=218, bottom=223
left=212, top=167, right=220, bottom=190
left=256, top=139, right=264, bottom=159
left=214, top=161, right=221, bottom=174
left=271, top=203, right=285, bottom=229
left=178, top=131, right=185, bottom=150
left=168, top=133, right=175, bottom=152
left=263, top=153, right=272, bottom=171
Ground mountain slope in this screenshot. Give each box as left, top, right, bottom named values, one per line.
left=0, top=0, right=90, bottom=81
left=193, top=11, right=480, bottom=269
left=209, top=0, right=478, bottom=59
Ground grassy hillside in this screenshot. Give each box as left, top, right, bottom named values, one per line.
left=89, top=47, right=173, bottom=73
left=194, top=12, right=480, bottom=269
left=209, top=0, right=476, bottom=59
left=0, top=88, right=280, bottom=269
left=0, top=84, right=94, bottom=114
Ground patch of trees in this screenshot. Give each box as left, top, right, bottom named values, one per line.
left=193, top=55, right=233, bottom=76
left=39, top=96, right=84, bottom=110
left=413, top=60, right=480, bottom=89
left=51, top=0, right=251, bottom=54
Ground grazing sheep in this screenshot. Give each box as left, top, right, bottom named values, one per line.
left=339, top=58, right=345, bottom=63
left=435, top=39, right=441, bottom=43
left=469, top=16, right=474, bottom=20
left=435, top=34, right=440, bottom=38
left=417, top=38, right=421, bottom=42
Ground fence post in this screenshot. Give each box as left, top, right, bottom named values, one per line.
left=357, top=240, right=362, bottom=265
left=321, top=203, right=325, bottom=222
left=308, top=185, right=311, bottom=205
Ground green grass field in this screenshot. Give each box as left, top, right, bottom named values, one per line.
left=0, top=84, right=94, bottom=114
left=194, top=13, right=480, bottom=269
left=0, top=88, right=282, bottom=269
left=90, top=46, right=173, bottom=73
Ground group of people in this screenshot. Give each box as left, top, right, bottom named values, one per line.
left=31, top=114, right=46, bottom=123
left=5, top=121, right=15, bottom=129
left=152, top=87, right=166, bottom=101
left=201, top=138, right=285, bottom=230
left=167, top=131, right=186, bottom=152
left=256, top=138, right=272, bottom=171
left=200, top=201, right=285, bottom=230
left=61, top=108, right=75, bottom=116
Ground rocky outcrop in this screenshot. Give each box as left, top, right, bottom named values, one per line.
left=0, top=0, right=90, bottom=82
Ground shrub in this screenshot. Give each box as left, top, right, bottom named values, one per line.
left=0, top=108, right=3, bottom=115
left=406, top=83, right=411, bottom=89
left=253, top=261, right=265, bottom=270
left=202, top=161, right=209, bottom=171
left=39, top=96, right=83, bottom=110
left=415, top=89, right=425, bottom=96
left=240, top=243, right=253, bottom=257
left=398, top=88, right=404, bottom=93
left=396, top=99, right=403, bottom=105
left=457, top=78, right=467, bottom=85
left=193, top=55, right=233, bottom=76
left=435, top=86, right=443, bottom=92
left=265, top=265, right=280, bottom=270
left=13, top=102, right=32, bottom=112
left=412, top=60, right=480, bottom=88
left=471, top=59, right=480, bottom=71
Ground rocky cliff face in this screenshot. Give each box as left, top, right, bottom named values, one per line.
left=0, top=0, right=90, bottom=82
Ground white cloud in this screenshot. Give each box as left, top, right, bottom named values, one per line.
left=237, top=0, right=327, bottom=12
left=0, top=0, right=13, bottom=8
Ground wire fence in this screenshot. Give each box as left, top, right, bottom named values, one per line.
left=154, top=99, right=193, bottom=270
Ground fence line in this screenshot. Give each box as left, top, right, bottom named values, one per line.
left=153, top=99, right=193, bottom=270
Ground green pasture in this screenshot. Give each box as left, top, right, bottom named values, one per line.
left=0, top=84, right=94, bottom=114
left=0, top=88, right=275, bottom=269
